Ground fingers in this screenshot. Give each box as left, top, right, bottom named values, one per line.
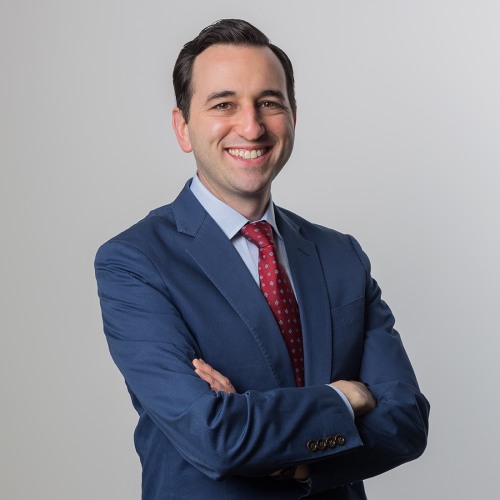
left=192, top=358, right=236, bottom=394
left=270, top=465, right=310, bottom=481
left=294, top=464, right=310, bottom=481
left=331, top=379, right=376, bottom=417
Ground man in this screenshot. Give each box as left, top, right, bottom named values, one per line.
left=95, top=19, right=429, bottom=499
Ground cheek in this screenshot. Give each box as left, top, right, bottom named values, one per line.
left=270, top=116, right=295, bottom=141
left=188, top=118, right=226, bottom=151
left=276, top=124, right=295, bottom=154
left=202, top=119, right=232, bottom=147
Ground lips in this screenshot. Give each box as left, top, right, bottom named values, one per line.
left=227, top=147, right=269, bottom=159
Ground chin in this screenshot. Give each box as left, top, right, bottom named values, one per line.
left=234, top=179, right=272, bottom=197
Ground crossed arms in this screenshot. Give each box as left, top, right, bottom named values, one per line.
left=193, top=357, right=377, bottom=481
left=95, top=233, right=429, bottom=493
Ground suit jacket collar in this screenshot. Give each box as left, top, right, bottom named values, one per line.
left=170, top=180, right=208, bottom=237
left=171, top=182, right=332, bottom=387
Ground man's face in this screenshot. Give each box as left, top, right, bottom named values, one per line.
left=173, top=44, right=296, bottom=212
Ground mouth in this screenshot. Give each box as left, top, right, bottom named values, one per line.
left=226, top=147, right=270, bottom=160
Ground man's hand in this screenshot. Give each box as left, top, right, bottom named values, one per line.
left=330, top=380, right=376, bottom=417
left=192, top=358, right=236, bottom=394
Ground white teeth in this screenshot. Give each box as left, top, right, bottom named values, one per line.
left=228, top=148, right=266, bottom=159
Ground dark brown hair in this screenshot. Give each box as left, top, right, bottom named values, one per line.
left=173, top=19, right=296, bottom=122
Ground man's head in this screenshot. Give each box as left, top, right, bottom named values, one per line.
left=173, top=19, right=296, bottom=123
left=171, top=20, right=296, bottom=219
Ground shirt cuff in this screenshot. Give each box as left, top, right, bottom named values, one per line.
left=326, top=384, right=355, bottom=420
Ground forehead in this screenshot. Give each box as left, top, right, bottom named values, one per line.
left=190, top=44, right=287, bottom=100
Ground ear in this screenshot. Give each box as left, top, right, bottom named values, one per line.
left=172, top=107, right=192, bottom=153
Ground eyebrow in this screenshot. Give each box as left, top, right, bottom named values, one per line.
left=204, top=89, right=287, bottom=105
left=258, top=89, right=286, bottom=101
left=205, top=90, right=236, bottom=105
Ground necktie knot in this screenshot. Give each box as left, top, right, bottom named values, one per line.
left=240, top=221, right=275, bottom=248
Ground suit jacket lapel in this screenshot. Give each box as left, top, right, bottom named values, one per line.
left=172, top=185, right=296, bottom=388
left=276, top=208, right=333, bottom=386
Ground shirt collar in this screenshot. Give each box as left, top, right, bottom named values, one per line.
left=190, top=174, right=282, bottom=241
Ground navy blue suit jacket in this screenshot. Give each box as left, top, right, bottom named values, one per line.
left=95, top=182, right=429, bottom=499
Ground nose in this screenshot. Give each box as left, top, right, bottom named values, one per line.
left=234, top=106, right=265, bottom=141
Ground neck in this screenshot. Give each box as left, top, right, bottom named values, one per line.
left=197, top=173, right=271, bottom=221
left=235, top=197, right=269, bottom=221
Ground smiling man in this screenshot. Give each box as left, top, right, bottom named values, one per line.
left=172, top=43, right=295, bottom=221
left=95, top=19, right=429, bottom=499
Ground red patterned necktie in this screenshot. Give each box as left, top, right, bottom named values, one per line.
left=240, top=221, right=304, bottom=387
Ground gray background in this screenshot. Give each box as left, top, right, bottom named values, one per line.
left=2, top=1, right=499, bottom=498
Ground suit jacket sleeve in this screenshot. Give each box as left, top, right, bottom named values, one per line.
left=305, top=236, right=430, bottom=496
left=95, top=239, right=362, bottom=481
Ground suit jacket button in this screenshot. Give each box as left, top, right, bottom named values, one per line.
left=306, top=440, right=318, bottom=452
left=326, top=436, right=336, bottom=448
left=317, top=438, right=326, bottom=450
left=335, top=434, right=346, bottom=446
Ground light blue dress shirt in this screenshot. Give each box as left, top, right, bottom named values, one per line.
left=190, top=174, right=353, bottom=418
left=190, top=174, right=296, bottom=291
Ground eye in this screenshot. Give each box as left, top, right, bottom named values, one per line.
left=213, top=102, right=232, bottom=111
left=260, top=100, right=279, bottom=109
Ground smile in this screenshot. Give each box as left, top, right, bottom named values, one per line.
left=227, top=148, right=268, bottom=159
